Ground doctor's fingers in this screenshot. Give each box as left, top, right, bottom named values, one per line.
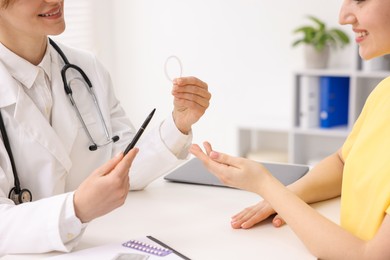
left=173, top=76, right=208, bottom=89
left=94, top=152, right=124, bottom=177
left=173, top=92, right=210, bottom=112
left=112, top=148, right=139, bottom=180
left=173, top=84, right=211, bottom=103
left=93, top=149, right=138, bottom=178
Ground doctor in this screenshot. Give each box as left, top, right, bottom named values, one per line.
left=0, top=0, right=211, bottom=256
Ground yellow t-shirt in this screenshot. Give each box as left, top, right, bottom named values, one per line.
left=341, top=76, right=390, bottom=240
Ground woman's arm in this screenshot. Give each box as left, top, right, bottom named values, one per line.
left=190, top=143, right=390, bottom=259
left=230, top=151, right=343, bottom=229
left=288, top=149, right=343, bottom=204
left=260, top=173, right=390, bottom=259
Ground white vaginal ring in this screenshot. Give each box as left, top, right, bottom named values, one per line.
left=164, top=55, right=183, bottom=82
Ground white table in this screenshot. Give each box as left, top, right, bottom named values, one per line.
left=3, top=177, right=340, bottom=260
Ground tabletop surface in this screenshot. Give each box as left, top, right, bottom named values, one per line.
left=3, top=176, right=340, bottom=260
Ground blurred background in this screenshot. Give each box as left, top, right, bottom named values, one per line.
left=55, top=0, right=355, bottom=156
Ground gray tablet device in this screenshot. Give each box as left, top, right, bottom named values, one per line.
left=164, top=158, right=309, bottom=188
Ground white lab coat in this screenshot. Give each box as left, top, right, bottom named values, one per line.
left=0, top=42, right=190, bottom=255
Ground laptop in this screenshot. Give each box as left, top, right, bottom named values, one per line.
left=164, top=158, right=309, bottom=188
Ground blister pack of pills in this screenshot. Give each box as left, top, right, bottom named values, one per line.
left=122, top=239, right=172, bottom=257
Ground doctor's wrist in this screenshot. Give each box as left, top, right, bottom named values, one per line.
left=172, top=112, right=191, bottom=135
left=73, top=190, right=92, bottom=223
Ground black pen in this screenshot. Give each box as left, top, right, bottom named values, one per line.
left=146, top=235, right=191, bottom=260
left=123, top=108, right=156, bottom=155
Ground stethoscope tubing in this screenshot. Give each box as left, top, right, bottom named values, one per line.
left=0, top=111, right=22, bottom=194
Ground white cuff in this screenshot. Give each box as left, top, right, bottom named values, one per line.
left=160, top=114, right=192, bottom=159
left=59, top=192, right=87, bottom=244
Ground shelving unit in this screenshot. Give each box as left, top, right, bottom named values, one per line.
left=238, top=50, right=390, bottom=166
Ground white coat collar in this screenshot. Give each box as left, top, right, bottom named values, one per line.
left=0, top=39, right=53, bottom=108
left=0, top=41, right=77, bottom=172
left=0, top=40, right=52, bottom=90
left=0, top=42, right=37, bottom=90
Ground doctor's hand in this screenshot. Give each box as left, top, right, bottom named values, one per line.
left=73, top=148, right=138, bottom=223
left=171, top=77, right=211, bottom=134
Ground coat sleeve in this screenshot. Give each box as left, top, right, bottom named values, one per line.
left=0, top=192, right=85, bottom=256
left=129, top=116, right=193, bottom=190
left=90, top=55, right=192, bottom=191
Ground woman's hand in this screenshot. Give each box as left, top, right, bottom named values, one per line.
left=231, top=200, right=285, bottom=229
left=189, top=142, right=271, bottom=193
left=190, top=141, right=286, bottom=229
left=73, top=148, right=138, bottom=223
left=171, top=77, right=211, bottom=134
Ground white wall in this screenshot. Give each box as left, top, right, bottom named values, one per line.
left=104, top=0, right=354, bottom=155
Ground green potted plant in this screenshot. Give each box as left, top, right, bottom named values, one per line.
left=292, top=15, right=350, bottom=69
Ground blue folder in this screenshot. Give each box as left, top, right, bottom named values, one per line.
left=319, top=76, right=350, bottom=128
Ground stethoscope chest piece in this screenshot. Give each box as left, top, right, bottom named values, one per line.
left=8, top=187, right=32, bottom=205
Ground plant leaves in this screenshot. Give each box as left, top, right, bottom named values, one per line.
left=292, top=15, right=350, bottom=49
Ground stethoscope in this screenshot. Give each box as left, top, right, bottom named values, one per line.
left=49, top=38, right=119, bottom=151
left=0, top=39, right=119, bottom=204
